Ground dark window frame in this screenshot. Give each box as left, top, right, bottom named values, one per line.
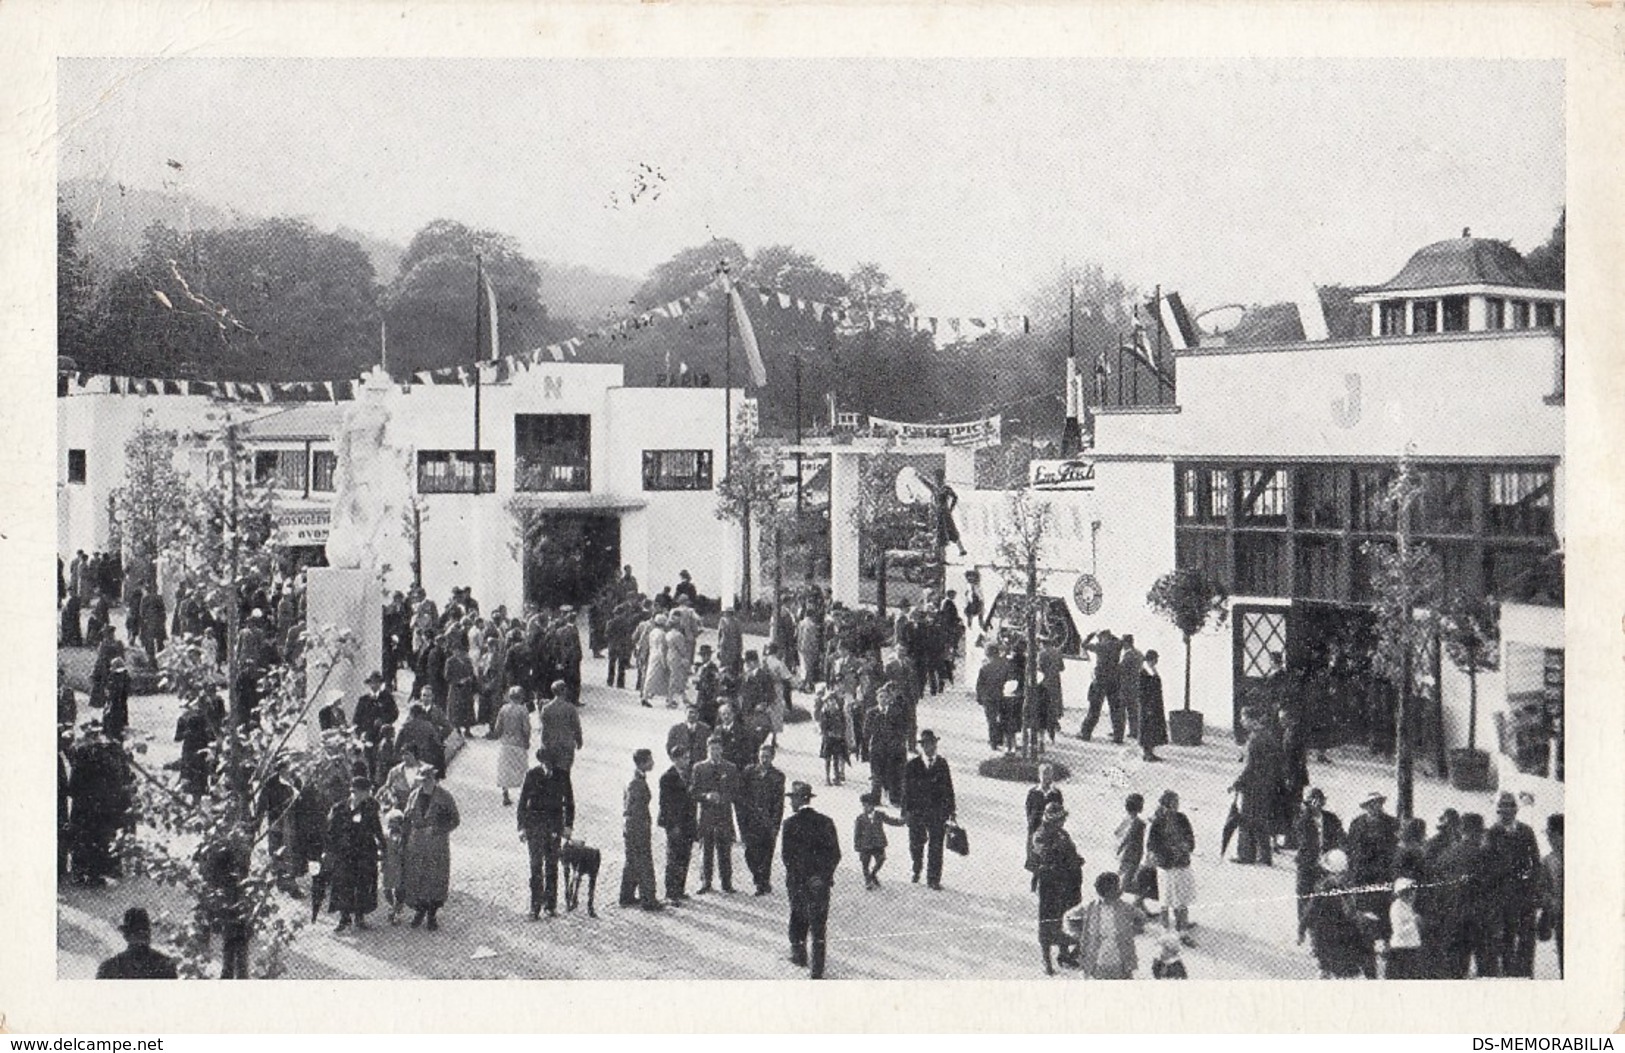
left=514, top=413, right=591, bottom=493
left=311, top=450, right=338, bottom=493
left=642, top=449, right=714, bottom=491
left=66, top=448, right=87, bottom=484
left=417, top=449, right=496, bottom=494
left=1441, top=296, right=1469, bottom=332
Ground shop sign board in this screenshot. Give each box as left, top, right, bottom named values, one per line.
left=1030, top=458, right=1096, bottom=491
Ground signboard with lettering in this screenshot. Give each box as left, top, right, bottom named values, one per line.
left=274, top=506, right=332, bottom=547
left=866, top=413, right=1002, bottom=447
left=1029, top=458, right=1096, bottom=491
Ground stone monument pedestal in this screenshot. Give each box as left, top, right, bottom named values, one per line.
left=304, top=567, right=381, bottom=746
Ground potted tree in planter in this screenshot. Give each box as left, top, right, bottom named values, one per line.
left=1146, top=567, right=1230, bottom=747
left=1439, top=588, right=1500, bottom=791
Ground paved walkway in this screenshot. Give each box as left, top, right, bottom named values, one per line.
left=58, top=642, right=1562, bottom=980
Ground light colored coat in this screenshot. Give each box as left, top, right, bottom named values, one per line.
left=400, top=785, right=460, bottom=906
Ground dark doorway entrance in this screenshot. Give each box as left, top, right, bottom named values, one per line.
left=522, top=513, right=621, bottom=609
left=1284, top=600, right=1385, bottom=754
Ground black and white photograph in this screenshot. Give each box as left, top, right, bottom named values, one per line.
left=5, top=0, right=1624, bottom=1033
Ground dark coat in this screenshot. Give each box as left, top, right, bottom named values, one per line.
left=400, top=784, right=459, bottom=906
left=1305, top=876, right=1373, bottom=977
left=1293, top=808, right=1346, bottom=885
left=324, top=796, right=385, bottom=915
left=902, top=755, right=955, bottom=824
left=1029, top=824, right=1084, bottom=944
left=623, top=772, right=653, bottom=839
left=713, top=719, right=762, bottom=772
left=97, top=946, right=178, bottom=979
left=739, top=763, right=786, bottom=838
left=1138, top=670, right=1169, bottom=749
left=657, top=765, right=696, bottom=840
left=1345, top=810, right=1400, bottom=883
left=1146, top=809, right=1195, bottom=870
left=1484, top=820, right=1542, bottom=908
left=690, top=758, right=741, bottom=840
left=1025, top=786, right=1064, bottom=835
left=394, top=715, right=445, bottom=775
left=1235, top=725, right=1285, bottom=824
left=781, top=806, right=841, bottom=891
left=665, top=720, right=712, bottom=764
left=517, top=764, right=575, bottom=834
left=539, top=697, right=584, bottom=771
left=353, top=689, right=398, bottom=746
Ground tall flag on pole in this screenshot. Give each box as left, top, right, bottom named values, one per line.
left=481, top=272, right=501, bottom=361
left=724, top=274, right=769, bottom=387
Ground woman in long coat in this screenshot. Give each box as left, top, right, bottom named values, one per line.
left=641, top=615, right=671, bottom=704
left=797, top=613, right=823, bottom=691
left=665, top=620, right=692, bottom=706
left=400, top=767, right=460, bottom=930
left=443, top=636, right=476, bottom=735
left=493, top=687, right=531, bottom=806
left=1027, top=801, right=1084, bottom=974
left=1138, top=651, right=1170, bottom=761
left=325, top=776, right=386, bottom=930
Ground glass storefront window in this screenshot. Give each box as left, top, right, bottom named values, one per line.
left=1487, top=469, right=1554, bottom=536
left=1237, top=468, right=1287, bottom=526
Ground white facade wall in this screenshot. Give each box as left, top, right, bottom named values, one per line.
left=56, top=365, right=740, bottom=613
left=1088, top=328, right=1564, bottom=746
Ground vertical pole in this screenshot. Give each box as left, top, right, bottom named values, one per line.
left=795, top=351, right=804, bottom=514
left=723, top=267, right=733, bottom=476
left=473, top=254, right=484, bottom=463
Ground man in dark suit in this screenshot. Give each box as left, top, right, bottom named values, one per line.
left=619, top=749, right=663, bottom=910
left=781, top=780, right=841, bottom=979
left=739, top=742, right=787, bottom=895
left=689, top=735, right=741, bottom=893
left=1293, top=786, right=1345, bottom=943
left=901, top=728, right=956, bottom=890
left=657, top=743, right=697, bottom=904
left=97, top=907, right=178, bottom=979
left=517, top=750, right=574, bottom=919
left=353, top=671, right=399, bottom=781
left=1483, top=791, right=1542, bottom=977
left=666, top=704, right=712, bottom=764
left=540, top=683, right=584, bottom=796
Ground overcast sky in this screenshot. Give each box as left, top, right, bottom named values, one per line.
left=57, top=58, right=1563, bottom=316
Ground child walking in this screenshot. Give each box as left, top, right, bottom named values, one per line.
left=853, top=791, right=906, bottom=888
left=382, top=808, right=406, bottom=923
left=816, top=690, right=849, bottom=786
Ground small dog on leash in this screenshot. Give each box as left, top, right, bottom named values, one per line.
left=560, top=839, right=601, bottom=918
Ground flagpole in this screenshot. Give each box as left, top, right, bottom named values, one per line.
left=721, top=261, right=733, bottom=476
left=474, top=253, right=484, bottom=460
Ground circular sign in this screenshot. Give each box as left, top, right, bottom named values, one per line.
left=1073, top=574, right=1104, bottom=616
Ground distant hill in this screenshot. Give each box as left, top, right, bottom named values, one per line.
left=536, top=260, right=640, bottom=326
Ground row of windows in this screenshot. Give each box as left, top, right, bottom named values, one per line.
left=1175, top=461, right=1558, bottom=603
left=1377, top=296, right=1559, bottom=336
left=1177, top=528, right=1554, bottom=603
left=253, top=450, right=338, bottom=494
left=1178, top=464, right=1554, bottom=537
left=412, top=448, right=713, bottom=494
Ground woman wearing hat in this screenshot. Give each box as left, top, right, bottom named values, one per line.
left=324, top=775, right=386, bottom=932
left=493, top=686, right=532, bottom=807
left=1027, top=800, right=1084, bottom=974
left=399, top=766, right=460, bottom=930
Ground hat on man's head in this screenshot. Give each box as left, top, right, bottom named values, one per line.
left=118, top=907, right=153, bottom=937
left=364, top=671, right=385, bottom=686
left=1360, top=791, right=1387, bottom=807
left=698, top=644, right=714, bottom=655
left=744, top=650, right=760, bottom=662
left=1496, top=791, right=1518, bottom=808
left=785, top=780, right=816, bottom=800
left=917, top=729, right=939, bottom=745
left=1393, top=876, right=1417, bottom=894
left=351, top=775, right=373, bottom=791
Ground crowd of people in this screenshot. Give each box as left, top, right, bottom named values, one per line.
left=60, top=557, right=1563, bottom=982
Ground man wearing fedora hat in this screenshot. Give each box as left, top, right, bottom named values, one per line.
left=902, top=729, right=956, bottom=890
left=97, top=907, right=178, bottom=979
left=1345, top=789, right=1399, bottom=943
left=354, top=671, right=399, bottom=781
left=780, top=781, right=840, bottom=979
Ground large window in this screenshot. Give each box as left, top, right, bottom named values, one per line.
left=1442, top=296, right=1469, bottom=332
left=1485, top=297, right=1506, bottom=330
left=1511, top=301, right=1531, bottom=328
left=642, top=449, right=713, bottom=491
left=1487, top=469, right=1554, bottom=537
left=1534, top=302, right=1557, bottom=328
left=254, top=449, right=308, bottom=491
left=1177, top=467, right=1229, bottom=524
left=1293, top=467, right=1345, bottom=530
left=1379, top=301, right=1406, bottom=337
left=311, top=450, right=338, bottom=493
left=418, top=450, right=496, bottom=494
left=1176, top=460, right=1559, bottom=605
left=1412, top=301, right=1438, bottom=334
left=1237, top=468, right=1287, bottom=526
left=67, top=449, right=86, bottom=484
left=515, top=414, right=590, bottom=492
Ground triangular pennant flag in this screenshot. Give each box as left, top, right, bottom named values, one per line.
left=948, top=318, right=962, bottom=338
left=757, top=288, right=771, bottom=307
left=796, top=298, right=807, bottom=312
left=777, top=291, right=792, bottom=310
left=221, top=381, right=237, bottom=399
left=257, top=383, right=273, bottom=403
left=929, top=317, right=938, bottom=334
left=549, top=345, right=564, bottom=362
left=324, top=381, right=337, bottom=401
left=813, top=303, right=827, bottom=322
left=969, top=318, right=987, bottom=330
left=414, top=371, right=432, bottom=385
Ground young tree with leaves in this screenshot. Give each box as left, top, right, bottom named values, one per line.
left=119, top=413, right=358, bottom=977
left=991, top=488, right=1052, bottom=759
left=1361, top=452, right=1444, bottom=820
left=113, top=422, right=193, bottom=594
left=1145, top=567, right=1231, bottom=715
left=1439, top=589, right=1501, bottom=753
left=714, top=436, right=782, bottom=612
